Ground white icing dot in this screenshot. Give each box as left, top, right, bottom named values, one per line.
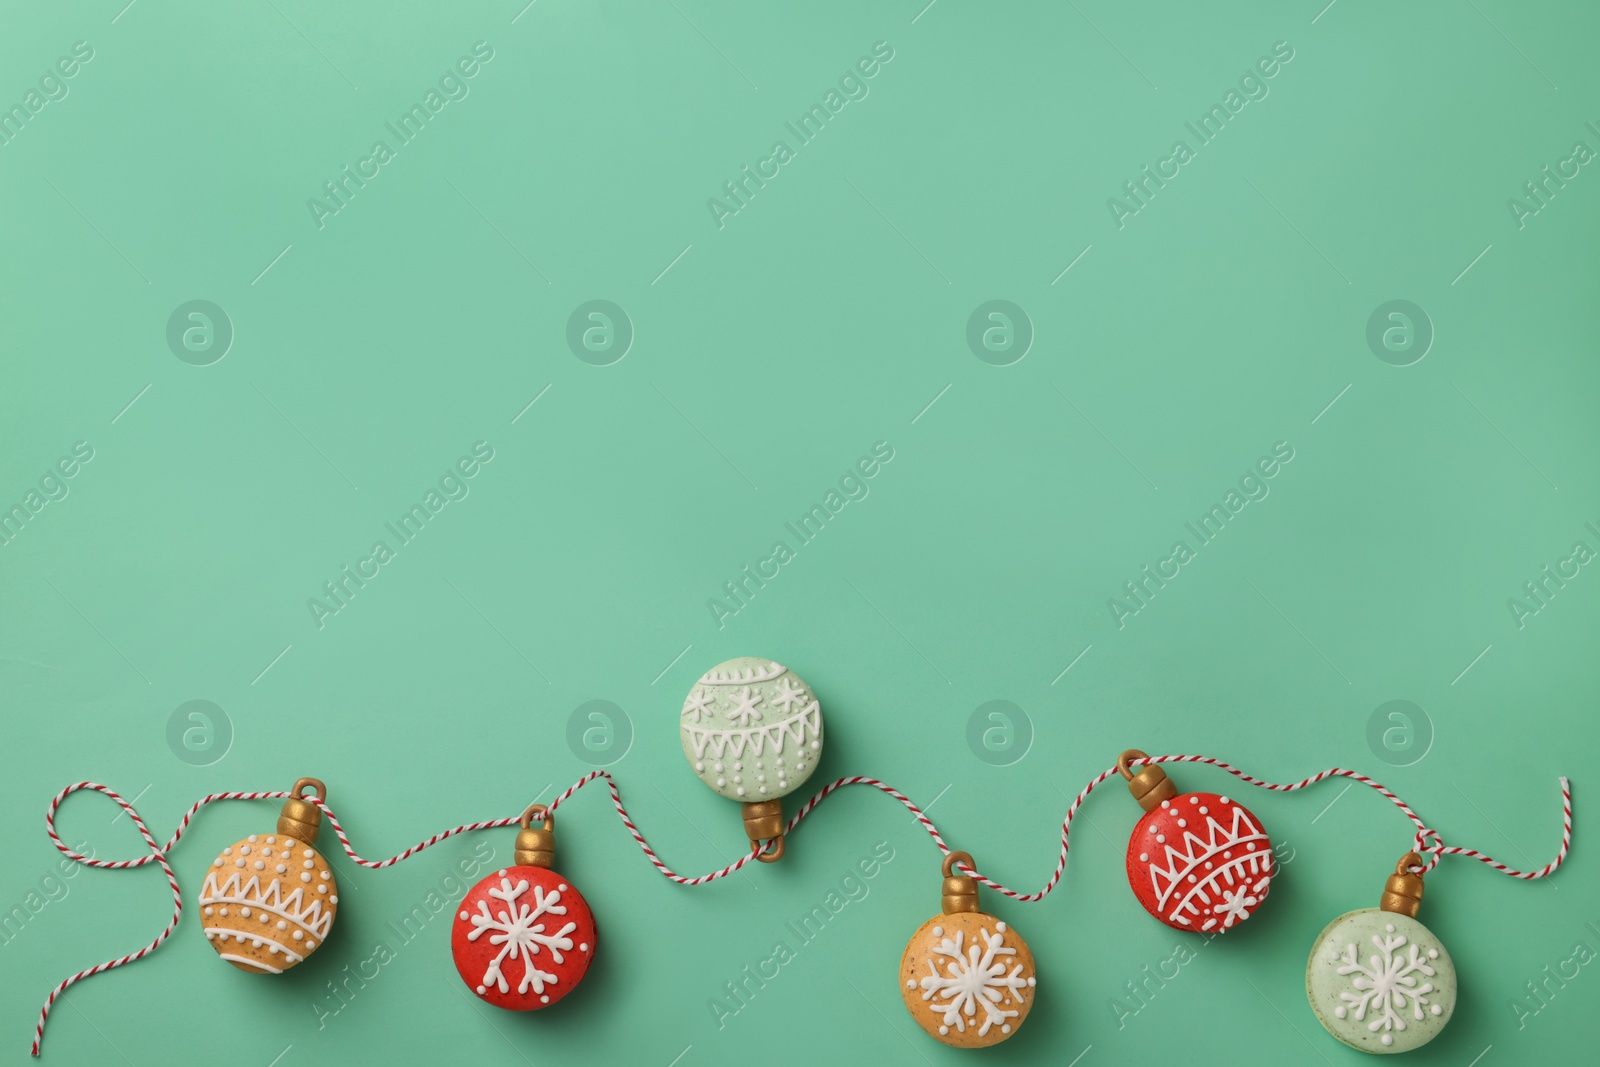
left=220, top=907, right=229, bottom=916
left=1428, top=949, right=1438, bottom=959
left=696, top=763, right=704, bottom=772
left=1199, top=806, right=1209, bottom=814
left=756, top=762, right=763, bottom=769
left=319, top=884, right=328, bottom=894
left=476, top=985, right=486, bottom=994
left=1205, top=862, right=1213, bottom=870
left=240, top=845, right=251, bottom=855
left=907, top=980, right=916, bottom=988
left=1247, top=841, right=1257, bottom=850
left=1335, top=1006, right=1347, bottom=1019
left=1147, top=826, right=1157, bottom=834
left=1430, top=1004, right=1442, bottom=1015
left=254, top=861, right=265, bottom=870
left=1381, top=1035, right=1393, bottom=1046
left=248, top=834, right=259, bottom=842
left=235, top=934, right=245, bottom=942
left=213, top=859, right=222, bottom=868
left=810, top=740, right=818, bottom=749
left=759, top=786, right=767, bottom=794
left=1224, top=850, right=1233, bottom=858
left=733, top=775, right=742, bottom=784
left=1188, top=875, right=1196, bottom=883
left=1177, top=819, right=1187, bottom=828
left=1156, top=834, right=1166, bottom=843
left=716, top=779, right=726, bottom=788
left=1027, top=977, right=1036, bottom=987
left=278, top=921, right=287, bottom=931
left=305, top=940, right=315, bottom=949
left=235, top=858, right=245, bottom=868
left=1385, top=923, right=1396, bottom=933
left=734, top=763, right=742, bottom=771
left=1161, top=799, right=1171, bottom=809
left=1001, top=1025, right=1012, bottom=1034
left=260, top=913, right=270, bottom=922
left=206, top=932, right=215, bottom=940
left=276, top=864, right=287, bottom=874
left=1188, top=796, right=1198, bottom=804
left=939, top=1026, right=949, bottom=1036
left=460, top=911, right=469, bottom=920
left=558, top=884, right=568, bottom=892
left=303, top=849, right=314, bottom=858
left=204, top=907, right=214, bottom=917
left=498, top=869, right=507, bottom=876
left=932, top=926, right=943, bottom=937
left=301, top=873, right=311, bottom=882
left=223, top=847, right=233, bottom=855
left=266, top=836, right=276, bottom=844
left=736, top=787, right=745, bottom=796
left=995, top=922, right=1006, bottom=932
left=331, top=896, right=338, bottom=904
left=714, top=763, right=723, bottom=773
left=1139, top=853, right=1149, bottom=862
left=241, top=907, right=251, bottom=917
left=303, top=860, right=314, bottom=869
left=1220, top=796, right=1230, bottom=804
left=321, top=870, right=330, bottom=880
left=580, top=943, right=589, bottom=952
left=269, top=944, right=279, bottom=954
left=540, top=995, right=549, bottom=1004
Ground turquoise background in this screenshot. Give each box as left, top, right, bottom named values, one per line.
left=2, top=0, right=1595, bottom=1063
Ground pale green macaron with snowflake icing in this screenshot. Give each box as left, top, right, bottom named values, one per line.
left=1307, top=909, right=1456, bottom=1054
left=679, top=658, right=823, bottom=802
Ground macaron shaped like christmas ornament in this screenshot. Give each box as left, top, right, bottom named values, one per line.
left=199, top=777, right=338, bottom=974
left=679, top=657, right=824, bottom=861
left=451, top=804, right=597, bottom=1010
left=899, top=851, right=1037, bottom=1048
left=1307, top=852, right=1455, bottom=1054
left=1118, top=749, right=1275, bottom=932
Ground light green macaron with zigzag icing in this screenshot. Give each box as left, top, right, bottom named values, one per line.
left=679, top=657, right=824, bottom=802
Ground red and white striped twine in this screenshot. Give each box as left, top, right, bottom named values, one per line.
left=32, top=757, right=1572, bottom=1055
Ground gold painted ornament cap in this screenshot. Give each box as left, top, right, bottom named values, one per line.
left=742, top=799, right=785, bottom=863
left=277, top=778, right=325, bottom=845
left=941, top=850, right=980, bottom=914
left=515, top=803, right=556, bottom=868
left=1118, top=749, right=1177, bottom=812
left=1380, top=851, right=1426, bottom=917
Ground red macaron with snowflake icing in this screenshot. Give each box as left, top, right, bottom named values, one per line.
left=451, top=805, right=597, bottom=1010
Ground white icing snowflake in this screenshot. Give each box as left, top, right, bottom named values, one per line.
left=1213, top=882, right=1262, bottom=927
left=1333, top=926, right=1441, bottom=1045
left=465, top=874, right=578, bottom=997
left=917, top=926, right=1034, bottom=1037
left=726, top=686, right=763, bottom=726
left=682, top=688, right=716, bottom=723
left=770, top=677, right=807, bottom=711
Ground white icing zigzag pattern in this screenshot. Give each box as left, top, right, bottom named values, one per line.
left=200, top=870, right=336, bottom=939
left=696, top=661, right=787, bottom=686
left=682, top=701, right=820, bottom=761
left=1145, top=799, right=1272, bottom=931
